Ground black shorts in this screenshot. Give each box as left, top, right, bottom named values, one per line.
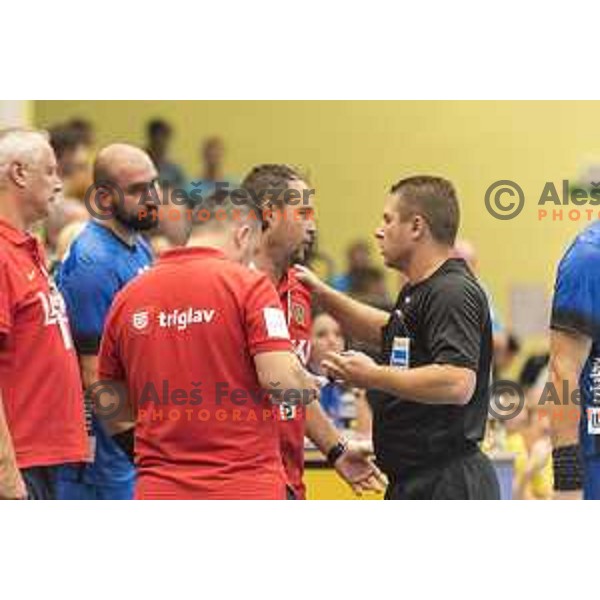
left=385, top=448, right=500, bottom=500
left=21, top=466, right=60, bottom=500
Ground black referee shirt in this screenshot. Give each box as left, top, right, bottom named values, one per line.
left=371, top=258, right=492, bottom=478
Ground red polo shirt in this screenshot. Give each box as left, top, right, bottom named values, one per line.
left=0, top=218, right=88, bottom=469
left=99, top=246, right=292, bottom=499
left=277, top=267, right=312, bottom=499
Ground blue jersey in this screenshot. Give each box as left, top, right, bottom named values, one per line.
left=551, top=221, right=600, bottom=469
left=56, top=221, right=153, bottom=491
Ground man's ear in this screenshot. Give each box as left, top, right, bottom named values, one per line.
left=94, top=184, right=114, bottom=211
left=235, top=223, right=252, bottom=248
left=9, top=161, right=27, bottom=189
left=411, top=214, right=428, bottom=240
left=261, top=197, right=281, bottom=232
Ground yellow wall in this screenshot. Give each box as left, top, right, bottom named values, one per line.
left=34, top=100, right=600, bottom=344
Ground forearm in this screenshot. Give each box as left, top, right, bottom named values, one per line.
left=548, top=359, right=580, bottom=447
left=0, top=392, right=21, bottom=485
left=79, top=354, right=99, bottom=390
left=354, top=389, right=373, bottom=437
left=314, top=285, right=388, bottom=347
left=305, top=401, right=341, bottom=455
left=257, top=353, right=320, bottom=405
left=367, top=364, right=475, bottom=405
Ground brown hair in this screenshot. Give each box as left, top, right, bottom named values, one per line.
left=390, top=175, right=460, bottom=246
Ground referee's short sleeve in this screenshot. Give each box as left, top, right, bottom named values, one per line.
left=423, top=280, right=485, bottom=371
left=550, top=242, right=600, bottom=340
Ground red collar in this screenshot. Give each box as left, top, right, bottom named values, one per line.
left=158, top=245, right=227, bottom=263
left=0, top=217, right=32, bottom=246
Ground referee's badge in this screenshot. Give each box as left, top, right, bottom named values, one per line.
left=390, top=337, right=410, bottom=369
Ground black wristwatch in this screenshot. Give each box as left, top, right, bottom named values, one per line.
left=326, top=439, right=348, bottom=466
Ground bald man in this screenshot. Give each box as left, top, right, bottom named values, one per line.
left=0, top=128, right=88, bottom=499
left=55, top=144, right=159, bottom=500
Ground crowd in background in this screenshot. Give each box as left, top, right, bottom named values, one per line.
left=39, top=116, right=554, bottom=500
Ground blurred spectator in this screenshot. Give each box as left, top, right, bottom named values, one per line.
left=49, top=124, right=93, bottom=200
left=348, top=266, right=392, bottom=310
left=330, top=239, right=373, bottom=292
left=145, top=119, right=186, bottom=187
left=308, top=311, right=372, bottom=434
left=452, top=238, right=508, bottom=366
left=504, top=400, right=554, bottom=500
left=67, top=118, right=95, bottom=147
left=188, top=136, right=238, bottom=205
left=144, top=119, right=190, bottom=246
left=494, top=332, right=521, bottom=378
left=45, top=197, right=89, bottom=270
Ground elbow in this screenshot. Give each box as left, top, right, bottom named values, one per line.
left=450, top=369, right=476, bottom=405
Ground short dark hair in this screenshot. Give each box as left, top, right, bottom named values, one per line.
left=390, top=175, right=460, bottom=246
left=48, top=125, right=83, bottom=162
left=241, top=164, right=307, bottom=206
left=147, top=119, right=171, bottom=139
left=241, top=164, right=308, bottom=230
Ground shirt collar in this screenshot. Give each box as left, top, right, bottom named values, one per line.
left=158, top=246, right=227, bottom=262
left=0, top=217, right=37, bottom=247
left=89, top=219, right=139, bottom=249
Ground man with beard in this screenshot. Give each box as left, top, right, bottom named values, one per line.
left=55, top=144, right=159, bottom=500
left=243, top=164, right=386, bottom=499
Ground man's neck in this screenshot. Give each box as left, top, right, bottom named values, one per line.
left=254, top=245, right=288, bottom=285
left=97, top=218, right=137, bottom=247
left=202, top=166, right=222, bottom=182
left=186, top=231, right=229, bottom=253
left=403, top=244, right=452, bottom=285
left=0, top=193, right=27, bottom=231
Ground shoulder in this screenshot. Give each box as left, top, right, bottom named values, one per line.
left=558, top=226, right=600, bottom=275
left=286, top=266, right=311, bottom=304
left=60, top=223, right=119, bottom=273
left=428, top=260, right=486, bottom=303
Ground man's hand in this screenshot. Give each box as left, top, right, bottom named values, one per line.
left=321, top=351, right=380, bottom=389
left=0, top=468, right=27, bottom=500
left=294, top=264, right=327, bottom=294
left=333, top=440, right=387, bottom=496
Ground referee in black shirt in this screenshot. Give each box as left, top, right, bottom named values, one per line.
left=297, top=175, right=499, bottom=499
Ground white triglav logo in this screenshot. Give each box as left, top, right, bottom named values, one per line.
left=159, top=308, right=216, bottom=331
left=132, top=311, right=149, bottom=331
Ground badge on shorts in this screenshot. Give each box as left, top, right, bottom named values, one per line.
left=390, top=337, right=410, bottom=369
left=280, top=402, right=297, bottom=421
left=587, top=407, right=600, bottom=435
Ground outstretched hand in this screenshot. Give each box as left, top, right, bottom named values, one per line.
left=333, top=439, right=387, bottom=496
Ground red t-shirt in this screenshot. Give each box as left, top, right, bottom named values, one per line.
left=276, top=267, right=312, bottom=499
left=98, top=246, right=292, bottom=499
left=0, top=219, right=88, bottom=469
